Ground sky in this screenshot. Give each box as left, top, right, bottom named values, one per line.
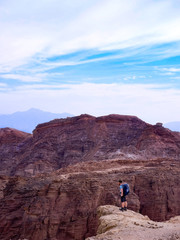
left=0, top=0, right=180, bottom=124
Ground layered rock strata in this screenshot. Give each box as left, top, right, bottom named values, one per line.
left=0, top=158, right=179, bottom=240
left=1, top=114, right=180, bottom=176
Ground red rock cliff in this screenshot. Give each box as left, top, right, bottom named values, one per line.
left=0, top=158, right=179, bottom=240
left=1, top=114, right=180, bottom=176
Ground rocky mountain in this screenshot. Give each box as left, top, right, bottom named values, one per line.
left=86, top=205, right=180, bottom=240
left=0, top=114, right=180, bottom=176
left=0, top=108, right=73, bottom=133
left=0, top=114, right=180, bottom=239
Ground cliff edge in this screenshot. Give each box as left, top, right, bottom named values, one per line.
left=86, top=205, right=180, bottom=240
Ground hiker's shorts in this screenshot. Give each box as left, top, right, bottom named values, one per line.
left=121, top=195, right=127, bottom=202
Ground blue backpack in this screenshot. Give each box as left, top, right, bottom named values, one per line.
left=123, top=183, right=130, bottom=196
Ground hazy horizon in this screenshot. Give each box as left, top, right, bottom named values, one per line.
left=1, top=108, right=180, bottom=127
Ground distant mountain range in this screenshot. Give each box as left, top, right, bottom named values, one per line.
left=164, top=121, right=180, bottom=132
left=0, top=109, right=179, bottom=133
left=0, top=108, right=73, bottom=133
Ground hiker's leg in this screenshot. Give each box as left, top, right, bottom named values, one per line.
left=118, top=196, right=121, bottom=207
left=121, top=196, right=125, bottom=208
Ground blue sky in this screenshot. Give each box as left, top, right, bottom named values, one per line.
left=0, top=0, right=180, bottom=124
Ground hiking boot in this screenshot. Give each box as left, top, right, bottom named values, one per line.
left=119, top=208, right=124, bottom=211
left=124, top=207, right=127, bottom=211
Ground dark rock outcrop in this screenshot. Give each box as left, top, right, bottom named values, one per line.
left=1, top=114, right=180, bottom=176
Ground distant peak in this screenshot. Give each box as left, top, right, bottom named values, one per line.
left=27, top=108, right=42, bottom=112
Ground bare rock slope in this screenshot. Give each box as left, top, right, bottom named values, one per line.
left=86, top=205, right=180, bottom=240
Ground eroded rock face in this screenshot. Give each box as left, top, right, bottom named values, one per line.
left=0, top=128, right=32, bottom=175
left=86, top=205, right=180, bottom=240
left=1, top=114, right=180, bottom=176
left=0, top=159, right=179, bottom=240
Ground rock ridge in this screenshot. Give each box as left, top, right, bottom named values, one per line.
left=33, top=114, right=143, bottom=134
left=0, top=127, right=31, bottom=145
left=1, top=113, right=180, bottom=176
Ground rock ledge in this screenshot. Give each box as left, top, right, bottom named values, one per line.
left=86, top=205, right=180, bottom=240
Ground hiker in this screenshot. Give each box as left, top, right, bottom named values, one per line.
left=119, top=180, right=130, bottom=211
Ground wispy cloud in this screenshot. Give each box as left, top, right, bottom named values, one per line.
left=0, top=83, right=7, bottom=87
left=162, top=68, right=180, bottom=73
left=171, top=76, right=180, bottom=80
left=156, top=66, right=180, bottom=78
left=0, top=0, right=180, bottom=71
left=1, top=74, right=45, bottom=82
left=0, top=82, right=9, bottom=91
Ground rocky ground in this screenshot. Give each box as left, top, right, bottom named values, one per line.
left=86, top=205, right=180, bottom=240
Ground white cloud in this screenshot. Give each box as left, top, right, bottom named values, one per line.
left=0, top=82, right=9, bottom=91
left=0, top=83, right=7, bottom=87
left=1, top=72, right=64, bottom=83
left=157, top=67, right=180, bottom=76
left=164, top=68, right=180, bottom=73
left=0, top=0, right=180, bottom=71
left=0, top=82, right=180, bottom=124
left=1, top=74, right=45, bottom=82
left=123, top=76, right=137, bottom=81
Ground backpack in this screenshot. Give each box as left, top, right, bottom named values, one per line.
left=123, top=183, right=130, bottom=196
